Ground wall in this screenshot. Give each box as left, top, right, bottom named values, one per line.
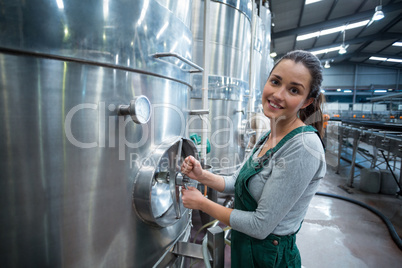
left=322, top=63, right=401, bottom=90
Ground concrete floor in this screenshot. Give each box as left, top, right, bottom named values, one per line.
left=186, top=153, right=402, bottom=267
left=298, top=157, right=402, bottom=268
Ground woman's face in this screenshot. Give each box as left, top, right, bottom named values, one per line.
left=262, top=59, right=314, bottom=121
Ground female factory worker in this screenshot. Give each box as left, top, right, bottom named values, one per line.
left=181, top=50, right=326, bottom=267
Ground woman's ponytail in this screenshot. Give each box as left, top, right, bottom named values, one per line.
left=299, top=94, right=325, bottom=138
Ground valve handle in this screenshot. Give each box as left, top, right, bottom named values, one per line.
left=169, top=139, right=183, bottom=219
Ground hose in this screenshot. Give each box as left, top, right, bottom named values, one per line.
left=224, top=227, right=232, bottom=247
left=189, top=219, right=218, bottom=267
left=192, top=219, right=218, bottom=243
left=316, top=192, right=402, bottom=250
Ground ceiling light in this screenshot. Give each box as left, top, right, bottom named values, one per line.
left=311, top=46, right=342, bottom=55
left=373, top=5, right=384, bottom=21
left=324, top=61, right=330, bottom=68
left=345, top=20, right=371, bottom=30
left=369, top=56, right=402, bottom=63
left=393, top=42, right=402, bottom=47
left=369, top=56, right=387, bottom=61
left=297, top=32, right=320, bottom=41
left=387, top=58, right=402, bottom=63
left=296, top=20, right=369, bottom=41
left=56, top=0, right=64, bottom=9
left=306, top=0, right=322, bottom=4
left=338, top=45, right=347, bottom=54
left=344, top=90, right=352, bottom=93
left=337, top=89, right=341, bottom=92
left=374, top=90, right=387, bottom=93
left=338, top=30, right=347, bottom=54
left=270, top=52, right=277, bottom=58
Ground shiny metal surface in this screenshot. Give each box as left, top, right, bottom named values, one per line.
left=192, top=0, right=251, bottom=81
left=118, top=95, right=152, bottom=124
left=246, top=3, right=272, bottom=148
left=157, top=0, right=194, bottom=27
left=250, top=15, right=263, bottom=112
left=0, top=0, right=194, bottom=85
left=214, top=0, right=253, bottom=21
left=133, top=137, right=198, bottom=227
left=189, top=96, right=249, bottom=174
left=190, top=0, right=252, bottom=174
left=259, top=3, right=273, bottom=94
left=0, top=0, right=195, bottom=267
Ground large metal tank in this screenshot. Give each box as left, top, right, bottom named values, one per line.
left=0, top=0, right=200, bottom=267
left=248, top=2, right=272, bottom=149
left=189, top=0, right=252, bottom=175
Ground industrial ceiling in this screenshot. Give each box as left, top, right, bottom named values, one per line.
left=268, top=0, right=402, bottom=69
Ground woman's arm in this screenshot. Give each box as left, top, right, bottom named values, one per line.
left=229, top=134, right=326, bottom=239
left=181, top=186, right=232, bottom=226
left=181, top=156, right=226, bottom=192
left=180, top=156, right=233, bottom=225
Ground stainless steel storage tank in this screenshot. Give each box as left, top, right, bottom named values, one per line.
left=0, top=0, right=199, bottom=267
left=248, top=2, right=272, bottom=148
left=189, top=0, right=252, bottom=175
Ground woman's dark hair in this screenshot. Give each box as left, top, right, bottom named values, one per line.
left=271, top=50, right=325, bottom=137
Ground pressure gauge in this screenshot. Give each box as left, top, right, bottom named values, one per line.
left=118, top=95, right=152, bottom=124
left=129, top=95, right=151, bottom=124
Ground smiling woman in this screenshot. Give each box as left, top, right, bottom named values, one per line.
left=180, top=50, right=327, bottom=268
left=262, top=60, right=313, bottom=120
left=263, top=50, right=325, bottom=144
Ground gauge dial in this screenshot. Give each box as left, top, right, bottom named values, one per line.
left=131, top=95, right=151, bottom=124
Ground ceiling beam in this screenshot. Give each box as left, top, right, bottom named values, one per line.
left=274, top=32, right=401, bottom=59
left=305, top=33, right=400, bottom=52
left=272, top=2, right=402, bottom=39
left=349, top=52, right=402, bottom=60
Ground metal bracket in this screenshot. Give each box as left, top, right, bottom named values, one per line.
left=189, top=109, right=209, bottom=115
left=207, top=226, right=225, bottom=268
left=151, top=52, right=204, bottom=73
left=172, top=241, right=212, bottom=261
left=172, top=226, right=224, bottom=267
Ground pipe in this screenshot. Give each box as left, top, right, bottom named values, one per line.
left=316, top=192, right=402, bottom=251
left=202, top=235, right=212, bottom=268
left=201, top=0, right=210, bottom=164
left=247, top=2, right=257, bottom=116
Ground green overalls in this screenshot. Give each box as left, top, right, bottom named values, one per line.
left=231, top=126, right=319, bottom=268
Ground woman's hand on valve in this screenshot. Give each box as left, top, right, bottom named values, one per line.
left=181, top=186, right=204, bottom=211
left=180, top=156, right=204, bottom=182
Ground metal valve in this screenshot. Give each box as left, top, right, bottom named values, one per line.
left=175, top=173, right=190, bottom=190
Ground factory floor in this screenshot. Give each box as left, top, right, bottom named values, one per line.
left=187, top=152, right=402, bottom=268
left=298, top=153, right=402, bottom=268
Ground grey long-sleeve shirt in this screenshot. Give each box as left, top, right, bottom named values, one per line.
left=222, top=131, right=326, bottom=239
